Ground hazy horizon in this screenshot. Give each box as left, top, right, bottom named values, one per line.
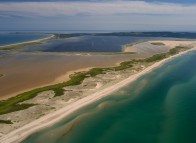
left=1, top=0, right=196, bottom=31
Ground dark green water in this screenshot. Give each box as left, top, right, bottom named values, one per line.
left=23, top=51, right=196, bottom=143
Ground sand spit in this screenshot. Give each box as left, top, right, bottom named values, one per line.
left=0, top=41, right=196, bottom=143
left=123, top=40, right=194, bottom=56
left=149, top=40, right=195, bottom=49
left=0, top=35, right=55, bottom=48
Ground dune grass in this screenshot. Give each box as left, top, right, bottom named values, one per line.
left=0, top=120, right=13, bottom=124
left=151, top=42, right=165, bottom=45
left=143, top=46, right=189, bottom=63
left=0, top=46, right=191, bottom=115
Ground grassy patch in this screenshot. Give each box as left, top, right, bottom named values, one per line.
left=123, top=40, right=147, bottom=48
left=0, top=46, right=191, bottom=115
left=0, top=47, right=23, bottom=51
left=169, top=46, right=186, bottom=55
left=144, top=53, right=168, bottom=62
left=0, top=120, right=13, bottom=124
left=151, top=42, right=165, bottom=45
left=0, top=61, right=134, bottom=115
left=142, top=46, right=190, bottom=63
left=0, top=74, right=4, bottom=78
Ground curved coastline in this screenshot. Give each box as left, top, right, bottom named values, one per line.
left=0, top=34, right=55, bottom=49
left=0, top=45, right=195, bottom=143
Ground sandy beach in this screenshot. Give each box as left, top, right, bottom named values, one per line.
left=0, top=42, right=195, bottom=143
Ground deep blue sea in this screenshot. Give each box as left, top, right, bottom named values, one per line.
left=23, top=50, right=196, bottom=143
left=0, top=33, right=50, bottom=46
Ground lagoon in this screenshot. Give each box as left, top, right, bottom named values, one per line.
left=26, top=36, right=169, bottom=53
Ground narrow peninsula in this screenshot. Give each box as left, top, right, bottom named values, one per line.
left=0, top=40, right=196, bottom=143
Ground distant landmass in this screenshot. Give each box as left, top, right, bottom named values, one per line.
left=55, top=32, right=196, bottom=39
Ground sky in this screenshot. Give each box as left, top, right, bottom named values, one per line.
left=0, top=0, right=196, bottom=32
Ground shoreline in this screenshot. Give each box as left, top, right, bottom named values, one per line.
left=0, top=34, right=55, bottom=48
left=0, top=67, right=93, bottom=101
left=1, top=46, right=195, bottom=143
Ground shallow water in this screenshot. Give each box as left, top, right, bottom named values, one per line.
left=0, top=53, right=135, bottom=99
left=0, top=33, right=50, bottom=46
left=23, top=50, right=196, bottom=143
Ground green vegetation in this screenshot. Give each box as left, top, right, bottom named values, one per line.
left=0, top=46, right=22, bottom=51
left=151, top=42, right=165, bottom=45
left=169, top=46, right=186, bottom=55
left=143, top=46, right=190, bottom=63
left=0, top=74, right=4, bottom=78
left=0, top=61, right=134, bottom=115
left=0, top=46, right=191, bottom=115
left=124, top=43, right=133, bottom=47
left=0, top=120, right=13, bottom=124
left=145, top=53, right=167, bottom=62
left=124, top=41, right=143, bottom=47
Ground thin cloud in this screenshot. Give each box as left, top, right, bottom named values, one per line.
left=0, top=1, right=196, bottom=17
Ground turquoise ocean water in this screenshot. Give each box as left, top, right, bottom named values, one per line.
left=23, top=50, right=196, bottom=143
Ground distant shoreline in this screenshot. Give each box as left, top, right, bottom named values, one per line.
left=1, top=42, right=195, bottom=143
left=0, top=34, right=55, bottom=48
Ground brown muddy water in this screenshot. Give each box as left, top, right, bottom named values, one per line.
left=0, top=42, right=169, bottom=100
left=0, top=53, right=135, bottom=100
